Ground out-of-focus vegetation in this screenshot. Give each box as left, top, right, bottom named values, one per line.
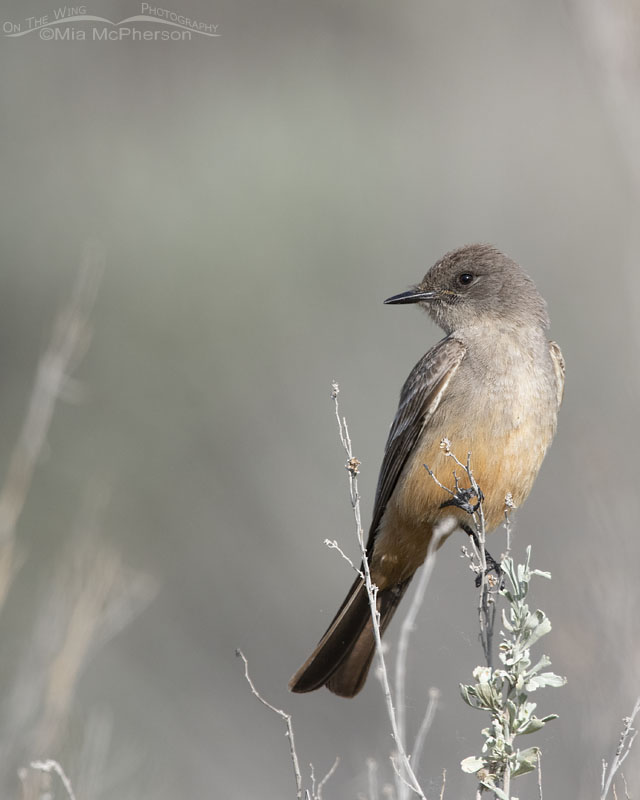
left=0, top=0, right=639, bottom=797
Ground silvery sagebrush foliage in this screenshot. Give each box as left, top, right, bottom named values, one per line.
left=460, top=546, right=566, bottom=798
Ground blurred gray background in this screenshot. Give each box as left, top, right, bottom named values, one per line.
left=1, top=0, right=639, bottom=797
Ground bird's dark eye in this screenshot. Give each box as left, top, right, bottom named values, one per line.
left=458, top=273, right=474, bottom=286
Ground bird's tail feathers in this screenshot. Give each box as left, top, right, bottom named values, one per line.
left=289, top=575, right=412, bottom=698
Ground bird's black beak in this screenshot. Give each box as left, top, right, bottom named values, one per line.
left=384, top=288, right=439, bottom=305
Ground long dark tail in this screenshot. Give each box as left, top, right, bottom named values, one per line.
left=289, top=576, right=412, bottom=698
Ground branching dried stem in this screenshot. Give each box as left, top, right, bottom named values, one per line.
left=330, top=382, right=427, bottom=799
left=601, top=696, right=640, bottom=800
left=309, top=756, right=340, bottom=800
left=323, top=538, right=362, bottom=577
left=27, top=759, right=77, bottom=800
left=316, top=756, right=340, bottom=800
left=238, top=648, right=340, bottom=799
left=236, top=649, right=304, bottom=800
left=391, top=754, right=425, bottom=798
left=425, top=446, right=541, bottom=800
left=424, top=442, right=497, bottom=670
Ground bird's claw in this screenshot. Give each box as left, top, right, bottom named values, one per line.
left=474, top=553, right=504, bottom=588
left=439, top=486, right=483, bottom=515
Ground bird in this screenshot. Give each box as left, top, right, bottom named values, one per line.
left=288, top=243, right=565, bottom=698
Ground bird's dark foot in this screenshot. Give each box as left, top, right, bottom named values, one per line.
left=477, top=550, right=503, bottom=588
left=440, top=487, right=484, bottom=515
left=460, top=524, right=504, bottom=588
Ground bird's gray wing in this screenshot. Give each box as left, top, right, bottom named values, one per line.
left=366, top=335, right=466, bottom=556
left=548, top=340, right=565, bottom=410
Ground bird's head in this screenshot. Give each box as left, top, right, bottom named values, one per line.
left=384, top=244, right=549, bottom=334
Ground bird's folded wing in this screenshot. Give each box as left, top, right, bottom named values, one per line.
left=366, top=335, right=466, bottom=554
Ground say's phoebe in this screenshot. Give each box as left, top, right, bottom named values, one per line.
left=289, top=244, right=565, bottom=698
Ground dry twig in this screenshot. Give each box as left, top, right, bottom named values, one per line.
left=537, top=750, right=543, bottom=800
left=316, top=756, right=340, bottom=800
left=236, top=649, right=304, bottom=800
left=601, top=697, right=640, bottom=800
left=23, top=759, right=77, bottom=800
left=424, top=444, right=497, bottom=669
left=330, top=382, right=427, bottom=799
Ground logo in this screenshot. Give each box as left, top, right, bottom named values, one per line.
left=2, top=4, right=220, bottom=41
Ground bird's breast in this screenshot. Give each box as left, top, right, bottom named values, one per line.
left=370, top=324, right=563, bottom=589
left=371, top=355, right=559, bottom=588
left=405, top=357, right=558, bottom=529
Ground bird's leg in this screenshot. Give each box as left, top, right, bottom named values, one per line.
left=440, top=486, right=484, bottom=515
left=460, top=523, right=503, bottom=588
